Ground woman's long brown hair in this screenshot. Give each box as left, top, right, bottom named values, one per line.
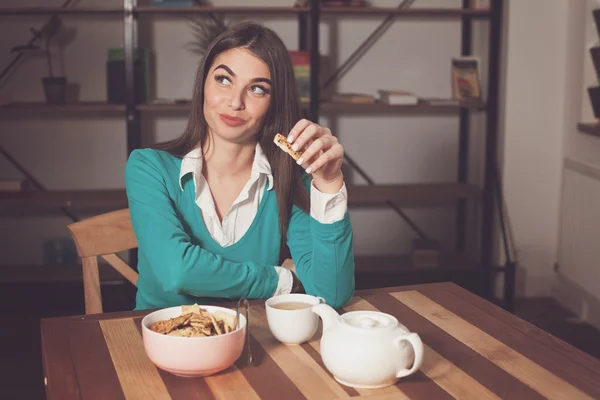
left=152, top=21, right=310, bottom=261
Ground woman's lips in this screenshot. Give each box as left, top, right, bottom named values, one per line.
left=219, top=113, right=246, bottom=127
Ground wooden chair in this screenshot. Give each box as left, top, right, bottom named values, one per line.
left=67, top=208, right=138, bottom=314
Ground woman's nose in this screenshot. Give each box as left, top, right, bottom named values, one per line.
left=229, top=89, right=245, bottom=111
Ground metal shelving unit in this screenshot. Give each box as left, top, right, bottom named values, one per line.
left=0, top=0, right=513, bottom=309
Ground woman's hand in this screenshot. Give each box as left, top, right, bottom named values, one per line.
left=282, top=258, right=304, bottom=293
left=286, top=119, right=344, bottom=194
left=282, top=257, right=296, bottom=274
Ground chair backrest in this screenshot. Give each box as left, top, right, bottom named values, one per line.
left=67, top=208, right=138, bottom=314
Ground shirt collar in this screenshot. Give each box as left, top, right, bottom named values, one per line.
left=179, top=142, right=273, bottom=191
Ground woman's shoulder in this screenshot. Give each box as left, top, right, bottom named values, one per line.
left=127, top=148, right=181, bottom=170
left=125, top=147, right=183, bottom=184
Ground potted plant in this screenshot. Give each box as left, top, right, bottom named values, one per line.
left=11, top=15, right=75, bottom=104
left=185, top=6, right=230, bottom=56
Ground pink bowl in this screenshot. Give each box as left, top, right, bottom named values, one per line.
left=141, top=305, right=246, bottom=377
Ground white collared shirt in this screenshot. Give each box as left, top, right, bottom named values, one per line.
left=179, top=143, right=348, bottom=296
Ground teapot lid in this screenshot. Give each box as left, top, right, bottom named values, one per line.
left=341, top=311, right=398, bottom=331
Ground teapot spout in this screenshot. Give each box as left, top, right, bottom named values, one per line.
left=311, top=303, right=340, bottom=332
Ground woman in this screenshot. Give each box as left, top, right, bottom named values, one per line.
left=125, top=21, right=355, bottom=310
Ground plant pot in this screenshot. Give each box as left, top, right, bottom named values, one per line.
left=42, top=77, right=67, bottom=104
left=588, top=86, right=600, bottom=118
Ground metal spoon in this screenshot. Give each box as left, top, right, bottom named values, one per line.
left=236, top=298, right=252, bottom=365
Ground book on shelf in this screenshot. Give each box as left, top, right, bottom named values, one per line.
left=469, top=0, right=490, bottom=8
left=321, top=0, right=369, bottom=7
left=377, top=90, right=419, bottom=105
left=149, top=0, right=195, bottom=6
left=0, top=179, right=29, bottom=196
left=421, top=98, right=461, bottom=106
left=106, top=48, right=150, bottom=104
left=329, top=93, right=376, bottom=104
left=451, top=56, right=482, bottom=101
left=289, top=50, right=311, bottom=103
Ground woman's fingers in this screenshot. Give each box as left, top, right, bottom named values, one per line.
left=290, top=123, right=320, bottom=152
left=286, top=119, right=311, bottom=143
left=297, top=136, right=327, bottom=167
left=284, top=120, right=343, bottom=174
left=297, top=135, right=342, bottom=173
left=305, top=142, right=344, bottom=174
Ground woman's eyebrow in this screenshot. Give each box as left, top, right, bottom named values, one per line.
left=214, top=64, right=271, bottom=85
left=250, top=77, right=272, bottom=85
left=214, top=64, right=235, bottom=76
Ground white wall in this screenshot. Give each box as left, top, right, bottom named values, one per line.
left=1, top=0, right=483, bottom=267
left=496, top=0, right=571, bottom=297
left=552, top=0, right=600, bottom=329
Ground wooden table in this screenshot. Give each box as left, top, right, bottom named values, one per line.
left=41, top=282, right=600, bottom=399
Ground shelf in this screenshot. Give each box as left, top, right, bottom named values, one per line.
left=577, top=122, right=600, bottom=137
left=353, top=253, right=488, bottom=292
left=137, top=102, right=192, bottom=112
left=0, top=100, right=484, bottom=115
left=0, top=6, right=490, bottom=18
left=321, top=7, right=490, bottom=18
left=137, top=99, right=485, bottom=114
left=135, top=6, right=308, bottom=14
left=0, top=7, right=123, bottom=16
left=347, top=183, right=481, bottom=207
left=321, top=100, right=486, bottom=113
left=0, top=190, right=128, bottom=217
left=0, top=102, right=125, bottom=116
left=355, top=253, right=478, bottom=273
left=0, top=183, right=478, bottom=216
left=0, top=264, right=125, bottom=285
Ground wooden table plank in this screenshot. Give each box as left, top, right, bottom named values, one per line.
left=40, top=319, right=81, bottom=400
left=69, top=321, right=126, bottom=400
left=345, top=297, right=497, bottom=400
left=248, top=307, right=352, bottom=399
left=442, top=282, right=600, bottom=373
left=132, top=317, right=217, bottom=400
left=421, top=284, right=600, bottom=398
left=392, top=290, right=594, bottom=400
left=99, top=318, right=172, bottom=400
left=364, top=290, right=546, bottom=399
left=421, top=345, right=501, bottom=400
left=239, top=336, right=307, bottom=400
left=340, top=298, right=447, bottom=399
left=204, top=367, right=260, bottom=400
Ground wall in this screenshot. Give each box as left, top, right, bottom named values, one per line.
left=496, top=0, right=568, bottom=297
left=552, top=0, right=600, bottom=330
left=0, top=0, right=481, bottom=267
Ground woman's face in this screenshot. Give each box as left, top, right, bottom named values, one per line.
left=203, top=47, right=272, bottom=144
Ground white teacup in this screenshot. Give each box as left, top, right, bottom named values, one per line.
left=265, top=294, right=326, bottom=345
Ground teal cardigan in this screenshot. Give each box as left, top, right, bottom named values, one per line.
left=124, top=148, right=355, bottom=310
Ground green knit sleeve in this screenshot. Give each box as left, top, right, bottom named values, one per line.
left=124, top=148, right=278, bottom=300
left=287, top=176, right=355, bottom=309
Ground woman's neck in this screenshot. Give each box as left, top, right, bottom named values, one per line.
left=202, top=134, right=256, bottom=181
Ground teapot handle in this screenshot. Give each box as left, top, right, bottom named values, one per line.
left=394, top=333, right=424, bottom=378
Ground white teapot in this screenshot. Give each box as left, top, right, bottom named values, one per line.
left=312, top=303, right=424, bottom=389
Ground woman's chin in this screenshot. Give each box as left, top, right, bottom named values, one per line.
left=212, top=127, right=257, bottom=144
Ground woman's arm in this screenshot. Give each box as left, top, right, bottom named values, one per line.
left=281, top=119, right=356, bottom=308
left=286, top=192, right=355, bottom=309
left=285, top=174, right=355, bottom=308
left=125, top=149, right=278, bottom=299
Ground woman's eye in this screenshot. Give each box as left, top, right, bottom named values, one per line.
left=215, top=75, right=231, bottom=85
left=251, top=85, right=269, bottom=96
